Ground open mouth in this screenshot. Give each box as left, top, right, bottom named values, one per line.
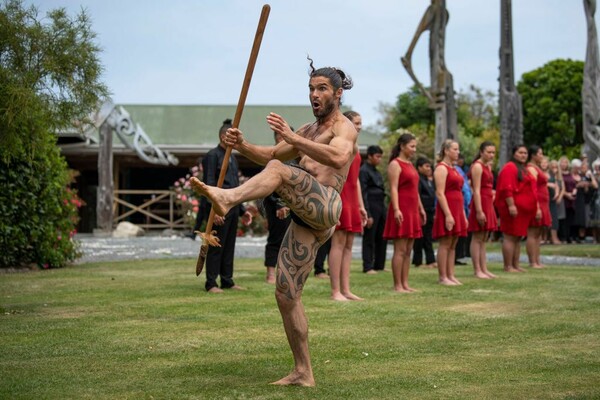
left=312, top=101, right=321, bottom=111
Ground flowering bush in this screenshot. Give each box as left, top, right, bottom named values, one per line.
left=171, top=166, right=202, bottom=229
left=172, top=166, right=267, bottom=235
left=0, top=147, right=83, bottom=269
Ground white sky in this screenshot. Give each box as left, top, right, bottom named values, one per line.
left=34, top=0, right=599, bottom=129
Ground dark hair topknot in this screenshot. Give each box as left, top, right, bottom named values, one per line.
left=307, top=55, right=353, bottom=91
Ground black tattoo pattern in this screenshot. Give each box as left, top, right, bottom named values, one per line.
left=276, top=167, right=342, bottom=230
left=276, top=223, right=324, bottom=300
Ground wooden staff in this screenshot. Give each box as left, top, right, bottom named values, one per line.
left=196, top=4, right=271, bottom=276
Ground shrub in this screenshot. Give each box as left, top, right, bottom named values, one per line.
left=0, top=145, right=82, bottom=268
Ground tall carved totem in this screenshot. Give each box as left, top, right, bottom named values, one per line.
left=499, top=0, right=523, bottom=167
left=583, top=0, right=600, bottom=161
left=402, top=0, right=458, bottom=153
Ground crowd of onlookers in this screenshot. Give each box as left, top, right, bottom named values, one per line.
left=260, top=112, right=600, bottom=298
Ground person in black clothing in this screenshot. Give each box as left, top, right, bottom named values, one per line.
left=412, top=157, right=436, bottom=268
left=360, top=145, right=387, bottom=273
left=199, top=119, right=252, bottom=293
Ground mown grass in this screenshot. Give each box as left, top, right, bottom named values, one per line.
left=486, top=242, right=600, bottom=259
left=1, top=258, right=599, bottom=399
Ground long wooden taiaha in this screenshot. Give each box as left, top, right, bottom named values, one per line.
left=195, top=4, right=271, bottom=276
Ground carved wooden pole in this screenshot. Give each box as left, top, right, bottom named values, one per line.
left=583, top=0, right=600, bottom=161
left=96, top=121, right=114, bottom=233
left=499, top=0, right=524, bottom=166
left=401, top=0, right=457, bottom=154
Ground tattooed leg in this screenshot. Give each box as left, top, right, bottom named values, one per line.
left=190, top=160, right=342, bottom=230
left=271, top=222, right=333, bottom=387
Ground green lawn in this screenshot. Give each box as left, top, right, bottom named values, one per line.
left=1, top=259, right=599, bottom=399
left=486, top=242, right=600, bottom=259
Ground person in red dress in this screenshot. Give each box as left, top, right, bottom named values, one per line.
left=433, top=140, right=468, bottom=285
left=494, top=144, right=540, bottom=273
left=526, top=145, right=550, bottom=269
left=468, top=141, right=498, bottom=279
left=328, top=111, right=368, bottom=301
left=383, top=133, right=426, bottom=292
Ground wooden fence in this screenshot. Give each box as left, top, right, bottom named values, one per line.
left=113, top=190, right=188, bottom=230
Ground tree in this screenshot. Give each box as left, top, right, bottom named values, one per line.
left=382, top=84, right=499, bottom=165
left=517, top=59, right=584, bottom=159
left=0, top=0, right=107, bottom=268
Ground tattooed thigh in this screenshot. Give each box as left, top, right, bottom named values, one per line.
left=275, top=167, right=342, bottom=230
left=276, top=222, right=331, bottom=300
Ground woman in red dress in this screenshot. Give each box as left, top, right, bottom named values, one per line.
left=494, top=144, right=539, bottom=273
left=526, top=145, right=550, bottom=269
left=433, top=140, right=468, bottom=285
left=328, top=111, right=367, bottom=301
left=468, top=141, right=498, bottom=279
left=383, top=133, right=425, bottom=292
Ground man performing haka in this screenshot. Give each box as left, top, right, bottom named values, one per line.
left=190, top=59, right=357, bottom=386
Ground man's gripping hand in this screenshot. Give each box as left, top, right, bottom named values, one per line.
left=224, top=128, right=244, bottom=149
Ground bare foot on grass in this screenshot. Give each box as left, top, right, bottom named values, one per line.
left=343, top=292, right=364, bottom=301
left=271, top=371, right=315, bottom=387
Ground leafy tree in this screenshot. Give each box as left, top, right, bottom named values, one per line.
left=517, top=59, right=584, bottom=159
left=381, top=84, right=499, bottom=165
left=0, top=0, right=107, bottom=268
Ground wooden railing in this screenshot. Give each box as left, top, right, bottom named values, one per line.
left=113, top=190, right=187, bottom=229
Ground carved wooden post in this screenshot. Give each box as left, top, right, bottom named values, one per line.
left=583, top=0, right=600, bottom=161
left=96, top=121, right=114, bottom=233
left=401, top=0, right=458, bottom=154
left=499, top=0, right=524, bottom=166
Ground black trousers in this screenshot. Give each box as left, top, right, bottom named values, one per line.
left=205, top=208, right=239, bottom=291
left=314, top=237, right=331, bottom=275
left=413, top=210, right=435, bottom=265
left=362, top=202, right=387, bottom=272
left=264, top=198, right=291, bottom=267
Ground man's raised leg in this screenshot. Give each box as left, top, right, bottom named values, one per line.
left=271, top=222, right=333, bottom=387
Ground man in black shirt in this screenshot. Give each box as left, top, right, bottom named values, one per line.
left=412, top=156, right=436, bottom=268
left=201, top=119, right=252, bottom=293
left=359, top=145, right=387, bottom=273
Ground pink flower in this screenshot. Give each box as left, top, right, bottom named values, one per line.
left=179, top=178, right=185, bottom=184
left=191, top=199, right=199, bottom=206
left=181, top=195, right=187, bottom=202
left=174, top=181, right=180, bottom=187
left=193, top=206, right=199, bottom=213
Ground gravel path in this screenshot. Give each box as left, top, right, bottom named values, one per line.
left=75, top=234, right=600, bottom=267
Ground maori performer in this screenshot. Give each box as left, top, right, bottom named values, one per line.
left=401, top=0, right=458, bottom=152
left=583, top=0, right=600, bottom=161
left=190, top=59, right=357, bottom=387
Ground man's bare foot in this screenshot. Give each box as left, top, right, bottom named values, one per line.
left=530, top=263, right=544, bottom=269
left=266, top=275, right=276, bottom=284
left=438, top=278, right=456, bottom=286
left=271, top=371, right=315, bottom=387
left=514, top=266, right=526, bottom=272
left=229, top=285, right=246, bottom=291
left=393, top=286, right=411, bottom=292
left=475, top=271, right=491, bottom=279
left=331, top=292, right=350, bottom=301
left=189, top=177, right=230, bottom=217
left=503, top=266, right=519, bottom=273
left=207, top=287, right=224, bottom=293
left=315, top=272, right=329, bottom=279
left=343, top=292, right=364, bottom=301
left=404, top=286, right=418, bottom=292
left=424, top=263, right=437, bottom=269
left=365, top=270, right=378, bottom=275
